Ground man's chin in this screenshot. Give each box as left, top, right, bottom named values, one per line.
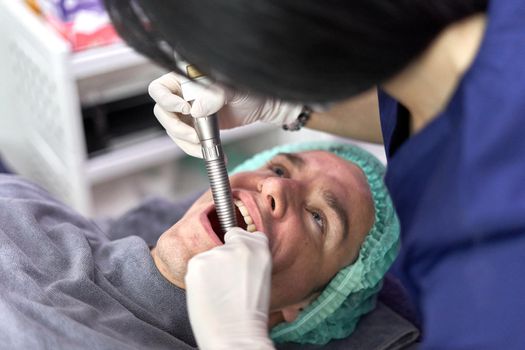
left=151, top=237, right=189, bottom=289
left=155, top=221, right=220, bottom=283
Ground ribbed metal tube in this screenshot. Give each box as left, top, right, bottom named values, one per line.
left=193, top=114, right=237, bottom=234
left=205, top=157, right=237, bottom=233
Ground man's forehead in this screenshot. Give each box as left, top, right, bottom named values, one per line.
left=298, top=151, right=361, bottom=181
left=295, top=150, right=354, bottom=168
left=273, top=150, right=344, bottom=166
left=270, top=151, right=360, bottom=194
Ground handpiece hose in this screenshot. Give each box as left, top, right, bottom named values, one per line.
left=193, top=115, right=238, bottom=233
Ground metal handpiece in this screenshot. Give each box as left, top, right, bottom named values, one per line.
left=193, top=115, right=237, bottom=233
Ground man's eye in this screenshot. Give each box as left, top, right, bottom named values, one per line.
left=308, top=209, right=325, bottom=231
left=270, top=165, right=286, bottom=177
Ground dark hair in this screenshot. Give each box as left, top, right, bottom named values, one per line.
left=104, top=0, right=488, bottom=103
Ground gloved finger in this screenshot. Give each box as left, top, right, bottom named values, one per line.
left=186, top=251, right=212, bottom=274
left=190, top=84, right=227, bottom=118
left=185, top=247, right=232, bottom=277
left=185, top=257, right=216, bottom=292
left=168, top=132, right=204, bottom=159
left=225, top=227, right=269, bottom=246
left=148, top=73, right=191, bottom=114
left=154, top=104, right=200, bottom=144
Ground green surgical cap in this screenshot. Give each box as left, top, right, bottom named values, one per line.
left=231, top=141, right=400, bottom=345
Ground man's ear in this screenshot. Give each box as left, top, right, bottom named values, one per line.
left=280, top=293, right=321, bottom=323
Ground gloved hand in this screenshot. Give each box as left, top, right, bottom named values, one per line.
left=185, top=227, right=275, bottom=350
left=148, top=72, right=303, bottom=158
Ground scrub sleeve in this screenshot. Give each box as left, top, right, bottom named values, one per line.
left=377, top=0, right=525, bottom=348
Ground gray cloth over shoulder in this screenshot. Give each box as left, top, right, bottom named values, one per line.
left=0, top=175, right=419, bottom=349
left=0, top=175, right=196, bottom=349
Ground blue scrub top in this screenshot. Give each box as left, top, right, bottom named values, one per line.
left=377, top=0, right=525, bottom=348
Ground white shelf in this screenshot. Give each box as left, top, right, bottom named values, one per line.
left=72, top=42, right=150, bottom=80
left=87, top=123, right=275, bottom=185
left=87, top=133, right=180, bottom=185
left=221, top=123, right=275, bottom=146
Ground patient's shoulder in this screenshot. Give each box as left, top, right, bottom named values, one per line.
left=0, top=174, right=57, bottom=202
left=0, top=174, right=98, bottom=236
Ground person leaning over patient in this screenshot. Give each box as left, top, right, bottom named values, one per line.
left=0, top=142, right=399, bottom=349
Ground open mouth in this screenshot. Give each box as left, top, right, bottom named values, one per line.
left=207, top=200, right=257, bottom=243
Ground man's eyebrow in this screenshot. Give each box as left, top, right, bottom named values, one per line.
left=323, top=190, right=350, bottom=243
left=276, top=152, right=305, bottom=170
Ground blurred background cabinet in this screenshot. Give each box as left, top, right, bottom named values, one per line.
left=0, top=0, right=384, bottom=218
left=0, top=0, right=276, bottom=216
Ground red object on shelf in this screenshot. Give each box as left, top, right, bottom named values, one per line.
left=36, top=0, right=121, bottom=51
left=46, top=14, right=121, bottom=51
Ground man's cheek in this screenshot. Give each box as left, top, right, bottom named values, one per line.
left=189, top=194, right=211, bottom=210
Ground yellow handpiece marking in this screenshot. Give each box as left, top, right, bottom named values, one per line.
left=186, top=65, right=204, bottom=80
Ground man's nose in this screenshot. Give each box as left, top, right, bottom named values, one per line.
left=258, top=177, right=297, bottom=219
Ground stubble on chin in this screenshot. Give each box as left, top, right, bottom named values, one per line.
left=151, top=236, right=188, bottom=289
left=150, top=217, right=217, bottom=290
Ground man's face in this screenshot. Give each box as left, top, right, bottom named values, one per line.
left=153, top=150, right=374, bottom=316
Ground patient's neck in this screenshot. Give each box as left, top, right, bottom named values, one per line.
left=269, top=311, right=285, bottom=328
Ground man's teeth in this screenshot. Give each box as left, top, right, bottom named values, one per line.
left=234, top=200, right=256, bottom=232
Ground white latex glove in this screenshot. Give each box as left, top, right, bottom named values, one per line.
left=148, top=72, right=303, bottom=158
left=185, top=227, right=275, bottom=350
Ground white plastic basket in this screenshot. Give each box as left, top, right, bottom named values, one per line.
left=0, top=0, right=91, bottom=213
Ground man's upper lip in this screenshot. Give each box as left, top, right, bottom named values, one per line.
left=233, top=190, right=265, bottom=234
